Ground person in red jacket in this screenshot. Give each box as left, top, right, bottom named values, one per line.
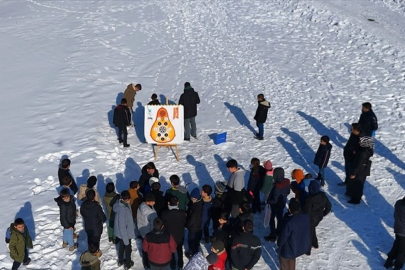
left=142, top=217, right=177, bottom=270
left=209, top=240, right=227, bottom=270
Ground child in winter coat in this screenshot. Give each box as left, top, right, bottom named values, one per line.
left=79, top=243, right=102, bottom=270
left=55, top=188, right=77, bottom=251
left=150, top=182, right=165, bottom=217
left=290, top=169, right=308, bottom=208
left=58, top=158, right=78, bottom=194
left=9, top=218, right=33, bottom=270
left=165, top=174, right=190, bottom=211
left=261, top=160, right=274, bottom=203
left=103, top=182, right=120, bottom=243
left=211, top=181, right=227, bottom=231
left=313, top=135, right=332, bottom=186
left=128, top=181, right=142, bottom=220
left=57, top=176, right=75, bottom=196
left=303, top=180, right=331, bottom=249
left=183, top=252, right=218, bottom=270
left=78, top=176, right=101, bottom=203
left=186, top=188, right=204, bottom=258
left=247, top=158, right=265, bottom=213
left=209, top=240, right=227, bottom=270
left=264, top=167, right=290, bottom=242
left=139, top=162, right=159, bottom=195
left=201, top=185, right=213, bottom=243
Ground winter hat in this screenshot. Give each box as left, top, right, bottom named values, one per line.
left=149, top=177, right=159, bottom=187
left=309, top=179, right=321, bottom=195
left=206, top=253, right=218, bottom=265
left=214, top=181, right=227, bottom=194
left=190, top=188, right=200, bottom=199
left=264, top=160, right=273, bottom=171
left=212, top=240, right=225, bottom=252
left=291, top=169, right=304, bottom=183
left=289, top=198, right=301, bottom=213
left=87, top=176, right=97, bottom=188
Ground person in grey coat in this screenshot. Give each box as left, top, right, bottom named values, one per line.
left=113, top=190, right=135, bottom=269
left=137, top=193, right=157, bottom=269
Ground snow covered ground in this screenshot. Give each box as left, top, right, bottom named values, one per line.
left=1, top=0, right=405, bottom=269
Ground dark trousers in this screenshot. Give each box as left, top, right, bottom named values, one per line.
left=203, top=221, right=210, bottom=240
left=188, top=230, right=202, bottom=255
left=347, top=175, right=366, bottom=202
left=117, top=238, right=132, bottom=267
left=279, top=256, right=296, bottom=270
left=150, top=264, right=170, bottom=270
left=118, top=127, right=128, bottom=145
left=85, top=230, right=101, bottom=250
left=387, top=234, right=405, bottom=269
left=251, top=190, right=261, bottom=213
left=270, top=208, right=283, bottom=235
left=142, top=249, right=150, bottom=268
left=12, top=248, right=28, bottom=270
left=310, top=221, right=320, bottom=248
left=171, top=240, right=184, bottom=269
left=344, top=159, right=354, bottom=183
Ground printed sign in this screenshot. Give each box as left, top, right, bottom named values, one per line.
left=144, top=105, right=184, bottom=144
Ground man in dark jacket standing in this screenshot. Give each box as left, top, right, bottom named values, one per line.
left=253, top=93, right=270, bottom=140
left=339, top=123, right=360, bottom=186
left=161, top=196, right=187, bottom=269
left=178, top=82, right=200, bottom=141
left=277, top=198, right=311, bottom=270
left=80, top=189, right=107, bottom=250
left=347, top=136, right=374, bottom=204
left=113, top=98, right=131, bottom=147
left=358, top=102, right=378, bottom=137
left=231, top=219, right=262, bottom=270
left=303, top=180, right=331, bottom=249
left=313, top=135, right=332, bottom=187
left=384, top=196, right=405, bottom=270
left=186, top=188, right=204, bottom=258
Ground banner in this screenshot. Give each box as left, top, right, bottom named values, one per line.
left=144, top=105, right=184, bottom=144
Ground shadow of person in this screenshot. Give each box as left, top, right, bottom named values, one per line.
left=14, top=202, right=36, bottom=241
left=186, top=155, right=215, bottom=186
left=116, top=92, right=124, bottom=106
left=297, top=111, right=347, bottom=149
left=134, top=101, right=145, bottom=143
left=159, top=94, right=176, bottom=105
left=97, top=174, right=107, bottom=200
left=115, top=173, right=126, bottom=193
left=182, top=172, right=197, bottom=191
left=107, top=105, right=117, bottom=131
left=224, top=102, right=256, bottom=135
left=124, top=157, right=142, bottom=183
left=213, top=154, right=230, bottom=181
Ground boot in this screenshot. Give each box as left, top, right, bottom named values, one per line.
left=62, top=242, right=68, bottom=248
left=384, top=258, right=393, bottom=269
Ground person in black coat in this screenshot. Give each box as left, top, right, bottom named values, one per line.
left=58, top=158, right=78, bottom=194
left=347, top=136, right=374, bottom=204
left=113, top=98, right=131, bottom=147
left=303, top=180, right=331, bottom=249
left=55, top=188, right=77, bottom=249
left=138, top=162, right=159, bottom=195
left=277, top=198, right=311, bottom=269
left=231, top=219, right=262, bottom=270
left=339, top=123, right=360, bottom=186
left=313, top=135, right=332, bottom=186
left=253, top=93, right=270, bottom=140
left=178, top=82, right=200, bottom=140
left=161, top=196, right=187, bottom=269
left=358, top=102, right=378, bottom=137
left=147, top=93, right=161, bottom=105
left=80, top=189, right=107, bottom=250
left=186, top=188, right=204, bottom=257
left=150, top=182, right=165, bottom=217
left=385, top=196, right=405, bottom=270
left=247, top=158, right=265, bottom=213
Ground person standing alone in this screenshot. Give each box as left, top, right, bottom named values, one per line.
left=253, top=93, right=270, bottom=140
left=179, top=82, right=200, bottom=141
left=123, top=83, right=142, bottom=126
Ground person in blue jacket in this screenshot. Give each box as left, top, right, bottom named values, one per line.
left=313, top=135, right=332, bottom=186
left=277, top=198, right=311, bottom=270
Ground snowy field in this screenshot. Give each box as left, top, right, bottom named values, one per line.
left=1, top=0, right=405, bottom=269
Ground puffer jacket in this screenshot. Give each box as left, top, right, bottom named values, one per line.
left=267, top=168, right=290, bottom=212
left=9, top=223, right=33, bottom=263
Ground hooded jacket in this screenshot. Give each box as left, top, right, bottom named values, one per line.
left=358, top=109, right=378, bottom=137
left=113, top=200, right=136, bottom=245
left=55, top=195, right=76, bottom=228
left=303, top=180, right=331, bottom=226
left=314, top=143, right=332, bottom=169
left=247, top=166, right=265, bottom=193
left=231, top=231, right=262, bottom=270
left=137, top=202, right=158, bottom=238
left=113, top=104, right=131, bottom=128
left=9, top=223, right=33, bottom=263
left=186, top=198, right=203, bottom=232
left=103, top=191, right=120, bottom=229
left=178, top=86, right=200, bottom=119
left=143, top=230, right=177, bottom=266
left=151, top=189, right=165, bottom=217
left=165, top=186, right=190, bottom=211
left=267, top=168, right=290, bottom=211
left=343, top=133, right=360, bottom=162
left=161, top=206, right=187, bottom=243
left=139, top=165, right=159, bottom=195
left=253, top=99, right=271, bottom=123
left=123, top=83, right=137, bottom=108
left=394, top=197, right=405, bottom=236
left=80, top=200, right=106, bottom=237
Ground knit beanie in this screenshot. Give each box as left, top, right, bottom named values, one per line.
left=190, top=188, right=200, bottom=199
left=291, top=169, right=304, bottom=184
left=87, top=176, right=97, bottom=188
left=212, top=240, right=225, bottom=252
left=214, top=181, right=227, bottom=194
left=264, top=160, right=273, bottom=171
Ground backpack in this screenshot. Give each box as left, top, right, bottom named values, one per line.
left=5, top=227, right=11, bottom=243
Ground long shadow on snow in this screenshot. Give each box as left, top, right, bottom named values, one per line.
left=116, top=92, right=123, bottom=106
left=297, top=111, right=347, bottom=149
left=107, top=105, right=118, bottom=139
left=214, top=154, right=230, bottom=181
left=134, top=102, right=145, bottom=143
left=224, top=102, right=256, bottom=135
left=276, top=128, right=392, bottom=267
left=186, top=155, right=215, bottom=187
left=14, top=202, right=36, bottom=241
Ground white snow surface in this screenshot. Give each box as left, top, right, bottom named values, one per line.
left=1, top=0, right=405, bottom=269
